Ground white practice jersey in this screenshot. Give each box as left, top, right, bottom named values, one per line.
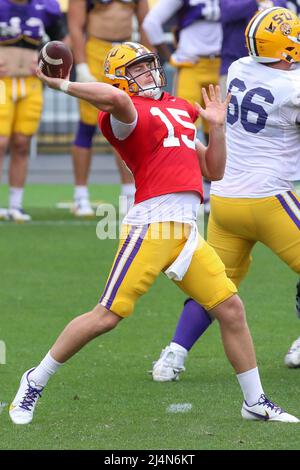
left=211, top=56, right=300, bottom=198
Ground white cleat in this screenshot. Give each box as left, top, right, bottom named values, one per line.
left=7, top=208, right=31, bottom=222
left=152, top=346, right=187, bottom=382
left=241, top=394, right=299, bottom=422
left=73, top=199, right=95, bottom=217
left=9, top=368, right=44, bottom=425
left=284, top=337, right=300, bottom=368
left=0, top=208, right=9, bottom=220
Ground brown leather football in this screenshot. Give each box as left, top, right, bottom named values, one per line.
left=38, top=41, right=73, bottom=78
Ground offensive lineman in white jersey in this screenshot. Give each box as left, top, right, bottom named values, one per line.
left=152, top=6, right=300, bottom=384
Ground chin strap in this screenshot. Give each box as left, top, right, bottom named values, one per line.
left=139, top=87, right=162, bottom=100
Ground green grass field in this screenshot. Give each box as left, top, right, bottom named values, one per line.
left=0, top=184, right=299, bottom=450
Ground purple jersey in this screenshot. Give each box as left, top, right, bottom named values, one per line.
left=177, top=0, right=220, bottom=31
left=0, top=0, right=63, bottom=49
left=220, top=0, right=287, bottom=75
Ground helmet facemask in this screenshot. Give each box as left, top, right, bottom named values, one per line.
left=125, top=55, right=166, bottom=99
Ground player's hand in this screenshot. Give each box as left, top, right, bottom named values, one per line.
left=196, top=85, right=231, bottom=128
left=75, top=63, right=97, bottom=82
left=36, top=66, right=71, bottom=90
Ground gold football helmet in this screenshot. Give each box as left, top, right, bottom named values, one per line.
left=103, top=42, right=167, bottom=96
left=245, top=7, right=300, bottom=63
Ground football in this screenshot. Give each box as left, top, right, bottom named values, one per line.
left=38, top=41, right=73, bottom=78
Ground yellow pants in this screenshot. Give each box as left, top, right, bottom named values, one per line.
left=100, top=222, right=236, bottom=317
left=0, top=76, right=43, bottom=136
left=208, top=193, right=300, bottom=287
left=172, top=57, right=220, bottom=134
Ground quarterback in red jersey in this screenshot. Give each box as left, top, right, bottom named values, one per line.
left=99, top=90, right=202, bottom=204
left=9, top=42, right=299, bottom=425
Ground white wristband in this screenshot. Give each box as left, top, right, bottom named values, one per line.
left=59, top=80, right=70, bottom=93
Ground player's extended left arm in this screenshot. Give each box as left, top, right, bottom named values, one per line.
left=195, top=85, right=231, bottom=181
left=199, top=124, right=226, bottom=181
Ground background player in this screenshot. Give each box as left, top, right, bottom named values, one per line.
left=0, top=0, right=67, bottom=221
left=68, top=0, right=150, bottom=217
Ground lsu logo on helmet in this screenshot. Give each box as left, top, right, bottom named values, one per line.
left=103, top=42, right=167, bottom=96
left=245, top=7, right=300, bottom=63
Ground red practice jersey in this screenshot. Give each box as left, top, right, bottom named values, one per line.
left=98, top=92, right=203, bottom=204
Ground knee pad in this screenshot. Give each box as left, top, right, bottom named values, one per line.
left=73, top=121, right=96, bottom=148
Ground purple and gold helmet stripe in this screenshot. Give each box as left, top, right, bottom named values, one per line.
left=100, top=224, right=149, bottom=309
left=276, top=192, right=300, bottom=229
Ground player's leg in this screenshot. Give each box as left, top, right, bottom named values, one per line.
left=296, top=279, right=300, bottom=318
left=0, top=136, right=10, bottom=219
left=151, top=300, right=213, bottom=382
left=73, top=38, right=135, bottom=217
left=175, top=239, right=252, bottom=374
left=259, top=192, right=300, bottom=367
left=152, top=196, right=255, bottom=381
left=72, top=72, right=98, bottom=218
left=285, top=280, right=300, bottom=367
left=72, top=37, right=108, bottom=217
left=9, top=303, right=121, bottom=424
left=8, top=77, right=43, bottom=221
left=9, top=222, right=183, bottom=424
left=8, top=132, right=32, bottom=221
left=0, top=77, right=14, bottom=219
left=72, top=120, right=96, bottom=217
left=176, top=237, right=299, bottom=422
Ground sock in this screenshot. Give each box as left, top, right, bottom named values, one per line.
left=169, top=342, right=188, bottom=356
left=74, top=186, right=89, bottom=203
left=236, top=367, right=264, bottom=406
left=172, top=299, right=212, bottom=351
left=9, top=187, right=24, bottom=209
left=28, top=351, right=62, bottom=387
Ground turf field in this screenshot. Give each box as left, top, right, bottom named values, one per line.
left=0, top=184, right=299, bottom=450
